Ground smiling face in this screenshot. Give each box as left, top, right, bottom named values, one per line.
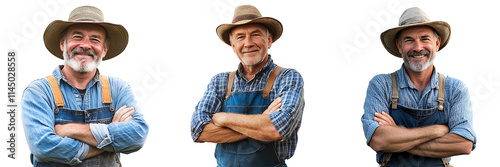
left=397, top=26, right=441, bottom=72
left=60, top=24, right=108, bottom=72
left=230, top=24, right=272, bottom=68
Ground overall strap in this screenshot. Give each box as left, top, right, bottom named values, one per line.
left=441, top=157, right=451, bottom=167
left=225, top=71, right=236, bottom=100
left=437, top=73, right=445, bottom=111
left=262, top=66, right=284, bottom=99
left=225, top=66, right=285, bottom=100
left=46, top=75, right=65, bottom=108
left=379, top=153, right=392, bottom=167
left=390, top=72, right=399, bottom=109
left=100, top=75, right=112, bottom=104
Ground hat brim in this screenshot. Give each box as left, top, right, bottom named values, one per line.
left=216, top=17, right=282, bottom=46
left=380, top=21, right=450, bottom=57
left=43, top=20, right=128, bottom=60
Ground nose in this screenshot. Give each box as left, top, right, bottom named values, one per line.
left=412, top=40, right=424, bottom=52
left=79, top=38, right=92, bottom=50
left=243, top=36, right=255, bottom=48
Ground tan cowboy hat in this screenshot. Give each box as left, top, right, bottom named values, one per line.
left=43, top=5, right=128, bottom=60
left=380, top=7, right=450, bottom=57
left=216, top=5, right=283, bottom=46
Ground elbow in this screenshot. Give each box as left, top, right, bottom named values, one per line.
left=460, top=141, right=473, bottom=155
left=260, top=128, right=282, bottom=142
left=369, top=137, right=385, bottom=152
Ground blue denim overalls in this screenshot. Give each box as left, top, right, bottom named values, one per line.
left=215, top=67, right=286, bottom=167
left=379, top=73, right=451, bottom=167
left=33, top=75, right=120, bottom=167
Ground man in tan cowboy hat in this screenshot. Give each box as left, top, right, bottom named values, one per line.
left=21, top=6, right=148, bottom=166
left=361, top=7, right=476, bottom=166
left=190, top=5, right=304, bottom=167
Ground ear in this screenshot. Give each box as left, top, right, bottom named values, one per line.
left=267, top=34, right=273, bottom=49
left=101, top=43, right=109, bottom=58
left=59, top=38, right=65, bottom=51
left=396, top=39, right=402, bottom=54
left=435, top=36, right=441, bottom=50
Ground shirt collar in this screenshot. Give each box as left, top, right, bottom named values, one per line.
left=236, top=55, right=277, bottom=81
left=52, top=65, right=101, bottom=85
left=397, top=64, right=439, bottom=89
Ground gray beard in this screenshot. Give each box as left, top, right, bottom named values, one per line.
left=62, top=42, right=103, bottom=72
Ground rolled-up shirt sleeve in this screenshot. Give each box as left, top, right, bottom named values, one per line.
left=21, top=80, right=86, bottom=165
left=446, top=78, right=477, bottom=149
left=102, top=78, right=149, bottom=154
left=361, top=74, right=392, bottom=145
left=191, top=73, right=226, bottom=142
left=269, top=69, right=305, bottom=140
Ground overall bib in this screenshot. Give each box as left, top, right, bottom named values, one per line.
left=33, top=75, right=120, bottom=167
left=215, top=67, right=286, bottom=167
left=379, top=73, right=451, bottom=167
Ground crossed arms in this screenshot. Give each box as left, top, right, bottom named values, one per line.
left=54, top=106, right=136, bottom=159
left=196, top=98, right=283, bottom=143
left=369, top=111, right=472, bottom=158
left=21, top=80, right=148, bottom=165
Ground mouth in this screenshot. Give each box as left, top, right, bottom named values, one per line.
left=411, top=55, right=426, bottom=58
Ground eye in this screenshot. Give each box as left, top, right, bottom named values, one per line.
left=72, top=35, right=83, bottom=40
left=91, top=38, right=101, bottom=43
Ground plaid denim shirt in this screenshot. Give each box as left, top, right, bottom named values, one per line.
left=191, top=57, right=305, bottom=160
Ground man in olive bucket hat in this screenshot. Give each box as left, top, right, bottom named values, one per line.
left=21, top=6, right=148, bottom=166
left=361, top=7, right=476, bottom=167
left=191, top=5, right=304, bottom=167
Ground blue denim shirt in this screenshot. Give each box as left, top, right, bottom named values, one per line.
left=191, top=56, right=305, bottom=160
left=361, top=65, right=477, bottom=158
left=21, top=66, right=148, bottom=165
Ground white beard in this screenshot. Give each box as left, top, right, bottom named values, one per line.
left=62, top=41, right=103, bottom=72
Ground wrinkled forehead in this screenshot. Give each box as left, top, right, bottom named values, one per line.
left=230, top=23, right=268, bottom=36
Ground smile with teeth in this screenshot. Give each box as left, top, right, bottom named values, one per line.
left=412, top=55, right=426, bottom=58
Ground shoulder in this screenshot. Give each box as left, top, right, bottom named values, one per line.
left=443, top=75, right=469, bottom=96
left=105, top=75, right=130, bottom=88
left=279, top=68, right=303, bottom=82
left=25, top=77, right=51, bottom=92
left=368, top=74, right=392, bottom=87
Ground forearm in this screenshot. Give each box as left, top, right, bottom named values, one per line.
left=196, top=123, right=247, bottom=143
left=369, top=124, right=448, bottom=152
left=408, top=133, right=473, bottom=158
left=213, top=113, right=282, bottom=142
left=85, top=146, right=105, bottom=159
left=56, top=123, right=99, bottom=147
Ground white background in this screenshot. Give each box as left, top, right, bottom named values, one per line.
left=1, top=0, right=499, bottom=166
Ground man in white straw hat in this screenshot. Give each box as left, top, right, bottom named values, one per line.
left=21, top=6, right=148, bottom=166
left=190, top=5, right=304, bottom=167
left=361, top=7, right=476, bottom=167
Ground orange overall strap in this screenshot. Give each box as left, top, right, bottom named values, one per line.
left=390, top=72, right=399, bottom=109
left=225, top=71, right=236, bottom=100
left=437, top=73, right=445, bottom=111
left=262, top=66, right=284, bottom=99
left=46, top=75, right=65, bottom=107
left=100, top=75, right=112, bottom=104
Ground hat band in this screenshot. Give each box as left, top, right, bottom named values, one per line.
left=232, top=14, right=260, bottom=23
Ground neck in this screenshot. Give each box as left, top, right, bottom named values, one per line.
left=61, top=65, right=96, bottom=89
left=404, top=64, right=434, bottom=94
left=241, top=55, right=269, bottom=80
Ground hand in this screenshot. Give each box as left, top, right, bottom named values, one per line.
left=431, top=124, right=450, bottom=137
left=263, top=97, right=282, bottom=115
left=374, top=111, right=397, bottom=126
left=112, top=105, right=135, bottom=123
left=55, top=124, right=72, bottom=137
